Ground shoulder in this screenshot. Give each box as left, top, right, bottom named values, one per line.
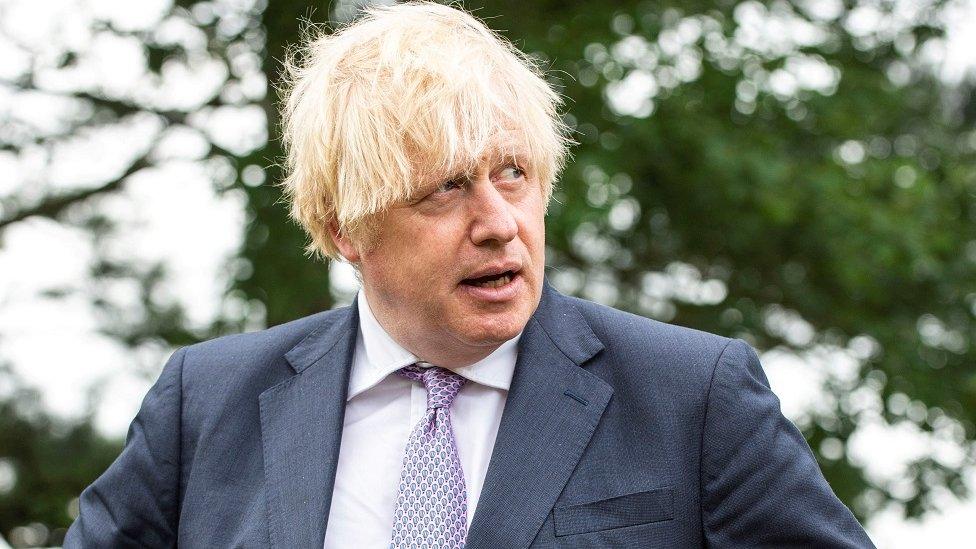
left=177, top=305, right=354, bottom=392
left=160, top=305, right=356, bottom=438
left=565, top=294, right=735, bottom=368
left=550, top=293, right=745, bottom=400
left=183, top=308, right=336, bottom=363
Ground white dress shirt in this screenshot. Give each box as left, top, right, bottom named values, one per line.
left=322, top=292, right=519, bottom=548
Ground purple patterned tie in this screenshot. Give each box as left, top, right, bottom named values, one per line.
left=390, top=363, right=467, bottom=548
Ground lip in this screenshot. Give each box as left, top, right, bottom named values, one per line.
left=460, top=261, right=522, bottom=282
left=457, top=269, right=524, bottom=303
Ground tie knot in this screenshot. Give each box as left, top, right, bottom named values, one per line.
left=398, top=363, right=466, bottom=410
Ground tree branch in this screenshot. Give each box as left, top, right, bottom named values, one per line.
left=0, top=143, right=239, bottom=233
left=0, top=156, right=150, bottom=231
left=1, top=77, right=224, bottom=126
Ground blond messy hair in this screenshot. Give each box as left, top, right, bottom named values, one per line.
left=278, top=1, right=572, bottom=260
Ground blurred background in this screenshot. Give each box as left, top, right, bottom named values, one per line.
left=0, top=0, right=974, bottom=546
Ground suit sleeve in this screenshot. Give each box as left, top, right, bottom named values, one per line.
left=64, top=346, right=187, bottom=549
left=700, top=339, right=875, bottom=548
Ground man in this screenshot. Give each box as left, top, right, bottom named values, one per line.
left=66, top=2, right=875, bottom=547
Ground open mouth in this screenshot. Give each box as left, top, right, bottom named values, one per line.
left=461, top=270, right=518, bottom=289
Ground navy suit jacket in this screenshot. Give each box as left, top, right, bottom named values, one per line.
left=65, top=284, right=874, bottom=548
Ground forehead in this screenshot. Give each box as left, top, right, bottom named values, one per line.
left=414, top=130, right=532, bottom=182
left=480, top=133, right=531, bottom=162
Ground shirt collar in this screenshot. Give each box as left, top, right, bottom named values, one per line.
left=346, top=292, right=520, bottom=401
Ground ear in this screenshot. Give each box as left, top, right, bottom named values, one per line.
left=328, top=220, right=361, bottom=263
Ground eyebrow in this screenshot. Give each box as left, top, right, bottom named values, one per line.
left=417, top=143, right=530, bottom=186
left=473, top=151, right=530, bottom=174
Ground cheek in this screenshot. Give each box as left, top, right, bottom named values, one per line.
left=415, top=219, right=467, bottom=259
left=518, top=196, right=547, bottom=247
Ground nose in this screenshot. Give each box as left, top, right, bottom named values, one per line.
left=468, top=180, right=518, bottom=246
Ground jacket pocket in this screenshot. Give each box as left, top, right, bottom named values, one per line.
left=552, top=486, right=674, bottom=537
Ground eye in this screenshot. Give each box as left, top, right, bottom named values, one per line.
left=434, top=177, right=466, bottom=194
left=496, top=165, right=525, bottom=182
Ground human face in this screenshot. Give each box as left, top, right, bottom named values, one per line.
left=333, top=142, right=546, bottom=368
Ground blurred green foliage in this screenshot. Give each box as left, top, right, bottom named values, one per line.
left=0, top=366, right=120, bottom=547
left=1, top=0, right=974, bottom=544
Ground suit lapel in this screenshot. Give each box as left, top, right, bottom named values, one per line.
left=466, top=286, right=613, bottom=548
left=259, top=304, right=358, bottom=549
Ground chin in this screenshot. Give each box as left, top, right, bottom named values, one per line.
left=459, top=314, right=527, bottom=346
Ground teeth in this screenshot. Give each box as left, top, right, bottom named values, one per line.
left=475, top=274, right=511, bottom=288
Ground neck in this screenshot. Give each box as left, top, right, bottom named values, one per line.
left=399, top=338, right=499, bottom=369
left=359, top=289, right=503, bottom=369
